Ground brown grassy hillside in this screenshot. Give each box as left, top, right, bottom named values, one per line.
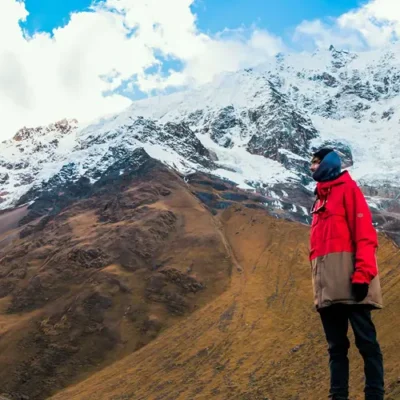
left=0, top=162, right=235, bottom=399
left=51, top=205, right=400, bottom=400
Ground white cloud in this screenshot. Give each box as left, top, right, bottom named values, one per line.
left=294, top=0, right=400, bottom=51
left=293, top=19, right=366, bottom=50
left=0, top=0, right=283, bottom=140
left=137, top=28, right=285, bottom=91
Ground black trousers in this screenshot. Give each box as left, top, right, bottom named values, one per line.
left=319, top=305, right=384, bottom=400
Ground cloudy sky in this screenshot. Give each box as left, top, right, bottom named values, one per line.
left=0, top=0, right=399, bottom=139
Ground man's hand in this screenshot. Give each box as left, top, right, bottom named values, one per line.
left=352, top=283, right=369, bottom=302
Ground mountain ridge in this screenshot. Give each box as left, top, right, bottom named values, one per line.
left=2, top=45, right=400, bottom=207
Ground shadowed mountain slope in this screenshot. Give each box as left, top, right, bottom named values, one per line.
left=0, top=153, right=235, bottom=399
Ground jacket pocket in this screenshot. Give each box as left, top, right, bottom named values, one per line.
left=321, top=253, right=354, bottom=303
left=320, top=210, right=349, bottom=241
left=311, top=259, right=320, bottom=307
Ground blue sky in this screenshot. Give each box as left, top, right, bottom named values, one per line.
left=22, top=0, right=91, bottom=33
left=193, top=0, right=364, bottom=36
left=22, top=0, right=364, bottom=37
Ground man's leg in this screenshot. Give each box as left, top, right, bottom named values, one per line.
left=349, top=306, right=384, bottom=400
left=319, top=305, right=350, bottom=399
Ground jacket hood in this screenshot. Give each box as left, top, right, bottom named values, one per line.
left=312, top=150, right=342, bottom=182
left=316, top=171, right=353, bottom=196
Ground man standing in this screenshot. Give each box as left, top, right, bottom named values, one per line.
left=309, top=148, right=384, bottom=400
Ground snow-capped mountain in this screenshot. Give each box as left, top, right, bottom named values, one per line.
left=1, top=44, right=400, bottom=233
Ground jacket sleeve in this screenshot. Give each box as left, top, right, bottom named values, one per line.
left=343, top=183, right=378, bottom=284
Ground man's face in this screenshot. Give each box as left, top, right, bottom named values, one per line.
left=310, top=157, right=321, bottom=173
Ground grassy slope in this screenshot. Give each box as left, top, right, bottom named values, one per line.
left=52, top=205, right=400, bottom=400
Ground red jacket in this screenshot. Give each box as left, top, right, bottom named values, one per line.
left=310, top=171, right=378, bottom=285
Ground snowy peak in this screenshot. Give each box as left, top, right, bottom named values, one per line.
left=328, top=45, right=358, bottom=70
left=246, top=83, right=318, bottom=163
left=1, top=44, right=400, bottom=240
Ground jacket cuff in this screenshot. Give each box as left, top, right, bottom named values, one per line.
left=352, top=270, right=371, bottom=285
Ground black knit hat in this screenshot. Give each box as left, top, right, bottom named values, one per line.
left=312, top=148, right=334, bottom=162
